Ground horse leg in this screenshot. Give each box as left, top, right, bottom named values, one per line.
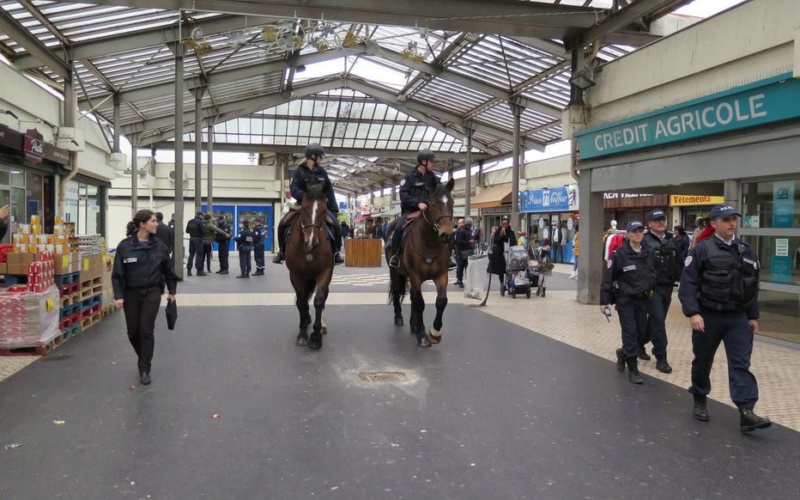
left=309, top=279, right=330, bottom=350
left=390, top=268, right=405, bottom=326
left=409, top=277, right=430, bottom=347
left=293, top=280, right=310, bottom=347
left=428, top=273, right=448, bottom=345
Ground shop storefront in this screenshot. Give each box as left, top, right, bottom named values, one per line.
left=603, top=193, right=670, bottom=230
left=520, top=185, right=579, bottom=261
left=669, top=195, right=726, bottom=230
left=576, top=73, right=800, bottom=343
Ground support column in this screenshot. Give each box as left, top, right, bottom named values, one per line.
left=113, top=93, right=121, bottom=153
left=194, top=92, right=203, bottom=214
left=577, top=169, right=603, bottom=304
left=207, top=125, right=214, bottom=215
left=130, top=145, right=138, bottom=215
left=511, top=103, right=523, bottom=229
left=724, top=180, right=740, bottom=208
left=173, top=43, right=185, bottom=280
left=569, top=45, right=586, bottom=106
left=478, top=160, right=484, bottom=187
left=465, top=127, right=473, bottom=217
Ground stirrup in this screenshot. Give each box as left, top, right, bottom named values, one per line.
left=334, top=252, right=344, bottom=264
left=389, top=255, right=400, bottom=268
left=272, top=252, right=284, bottom=264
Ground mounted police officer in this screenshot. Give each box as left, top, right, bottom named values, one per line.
left=273, top=144, right=344, bottom=265
left=252, top=220, right=266, bottom=276
left=639, top=208, right=681, bottom=373
left=388, top=150, right=441, bottom=268
left=600, top=221, right=657, bottom=385
left=678, top=204, right=770, bottom=432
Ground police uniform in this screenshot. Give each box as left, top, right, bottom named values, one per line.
left=274, top=146, right=343, bottom=264
left=215, top=218, right=231, bottom=274
left=252, top=223, right=266, bottom=275
left=389, top=165, right=441, bottom=266
left=112, top=234, right=177, bottom=384
left=185, top=213, right=207, bottom=275
left=236, top=225, right=255, bottom=278
left=600, top=221, right=657, bottom=384
left=640, top=209, right=682, bottom=372
left=678, top=204, right=770, bottom=431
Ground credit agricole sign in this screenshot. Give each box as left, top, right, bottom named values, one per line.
left=576, top=74, right=800, bottom=160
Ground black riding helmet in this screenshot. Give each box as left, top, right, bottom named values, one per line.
left=417, top=150, right=436, bottom=164
left=305, top=143, right=325, bottom=159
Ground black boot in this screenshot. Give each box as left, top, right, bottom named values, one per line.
left=739, top=407, right=771, bottom=432
left=334, top=252, right=344, bottom=265
left=389, top=254, right=400, bottom=268
left=236, top=273, right=249, bottom=279
left=638, top=347, right=651, bottom=361
left=693, top=395, right=709, bottom=422
left=627, top=358, right=643, bottom=384
left=252, top=269, right=264, bottom=276
left=656, top=356, right=673, bottom=374
left=272, top=252, right=284, bottom=264
left=540, top=287, right=546, bottom=297
left=615, top=348, right=626, bottom=373
left=139, top=372, right=151, bottom=385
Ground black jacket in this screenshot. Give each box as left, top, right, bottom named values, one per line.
left=600, top=241, right=657, bottom=306
left=155, top=221, right=174, bottom=255
left=236, top=228, right=255, bottom=251
left=112, top=235, right=177, bottom=300
left=215, top=222, right=231, bottom=244
left=399, top=168, right=441, bottom=214
left=454, top=226, right=474, bottom=253
left=0, top=219, right=7, bottom=241
left=290, top=163, right=338, bottom=213
left=253, top=225, right=266, bottom=247
left=643, top=231, right=682, bottom=286
left=186, top=216, right=206, bottom=238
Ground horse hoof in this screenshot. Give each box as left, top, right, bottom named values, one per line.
left=417, top=336, right=431, bottom=347
left=308, top=334, right=323, bottom=350
left=296, top=336, right=308, bottom=347
left=428, top=329, right=442, bottom=345
left=394, top=317, right=404, bottom=326
left=320, top=326, right=327, bottom=335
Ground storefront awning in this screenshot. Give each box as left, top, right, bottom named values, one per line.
left=353, top=214, right=371, bottom=224
left=471, top=185, right=512, bottom=209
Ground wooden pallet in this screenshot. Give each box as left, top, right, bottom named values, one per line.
left=0, top=332, right=68, bottom=356
left=80, top=312, right=102, bottom=331
left=101, top=305, right=117, bottom=318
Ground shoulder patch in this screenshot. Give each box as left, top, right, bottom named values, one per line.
left=684, top=256, right=693, bottom=267
left=400, top=179, right=406, bottom=186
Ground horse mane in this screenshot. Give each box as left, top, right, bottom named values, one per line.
left=429, top=182, right=451, bottom=202
left=304, top=181, right=328, bottom=202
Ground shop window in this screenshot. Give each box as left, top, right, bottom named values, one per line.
left=740, top=235, right=800, bottom=287
left=756, top=289, right=800, bottom=344
left=742, top=180, right=800, bottom=229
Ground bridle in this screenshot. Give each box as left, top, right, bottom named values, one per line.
left=421, top=198, right=453, bottom=233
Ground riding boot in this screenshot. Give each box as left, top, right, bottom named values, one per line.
left=541, top=287, right=546, bottom=297
left=536, top=286, right=541, bottom=296
left=389, top=229, right=402, bottom=268
left=273, top=221, right=286, bottom=264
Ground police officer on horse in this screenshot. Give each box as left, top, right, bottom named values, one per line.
left=388, top=150, right=441, bottom=268
left=273, top=144, right=344, bottom=265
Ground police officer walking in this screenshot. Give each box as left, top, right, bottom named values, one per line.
left=112, top=209, right=177, bottom=385
left=600, top=221, right=657, bottom=385
left=215, top=216, right=231, bottom=275
left=639, top=209, right=681, bottom=373
left=236, top=219, right=255, bottom=279
left=273, top=144, right=344, bottom=265
left=388, top=150, right=441, bottom=268
left=678, top=204, right=770, bottom=432
left=252, top=220, right=266, bottom=276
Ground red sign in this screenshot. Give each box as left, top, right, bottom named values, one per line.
left=23, top=128, right=44, bottom=164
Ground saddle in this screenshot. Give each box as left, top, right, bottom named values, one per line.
left=283, top=206, right=335, bottom=241
left=402, top=211, right=421, bottom=230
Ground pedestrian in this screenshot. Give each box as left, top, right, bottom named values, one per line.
left=678, top=204, right=770, bottom=432
left=168, top=213, right=175, bottom=232
left=673, top=225, right=690, bottom=263
left=202, top=214, right=229, bottom=273
left=489, top=217, right=515, bottom=288
left=388, top=150, right=442, bottom=268
left=599, top=221, right=657, bottom=385
left=569, top=227, right=579, bottom=280
left=252, top=220, right=266, bottom=276
left=0, top=204, right=10, bottom=241
left=185, top=211, right=207, bottom=276
left=215, top=216, right=231, bottom=275
left=553, top=222, right=566, bottom=263
left=112, top=209, right=177, bottom=386
left=236, top=219, right=255, bottom=279
left=639, top=209, right=681, bottom=373
left=273, top=144, right=344, bottom=265
left=340, top=221, right=350, bottom=251
left=690, top=217, right=706, bottom=249
left=154, top=212, right=174, bottom=258
left=534, top=238, right=552, bottom=296
left=372, top=218, right=384, bottom=240
left=453, top=217, right=475, bottom=287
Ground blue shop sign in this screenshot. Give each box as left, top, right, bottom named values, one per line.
left=576, top=74, right=800, bottom=159
left=520, top=186, right=578, bottom=212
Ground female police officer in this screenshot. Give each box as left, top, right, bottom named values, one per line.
left=600, top=221, right=657, bottom=385
left=112, top=209, right=177, bottom=385
left=678, top=204, right=770, bottom=432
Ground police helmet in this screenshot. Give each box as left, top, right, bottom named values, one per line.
left=417, top=150, right=436, bottom=164
left=305, top=143, right=325, bottom=159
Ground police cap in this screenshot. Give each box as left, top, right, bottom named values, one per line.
left=305, top=143, right=325, bottom=158
left=626, top=220, right=644, bottom=232
left=709, top=204, right=741, bottom=220
left=647, top=209, right=667, bottom=221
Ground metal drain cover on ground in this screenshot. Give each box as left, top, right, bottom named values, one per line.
left=358, top=371, right=407, bottom=382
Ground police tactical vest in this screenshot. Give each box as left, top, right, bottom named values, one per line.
left=698, top=239, right=759, bottom=312
left=614, top=245, right=657, bottom=298
left=644, top=232, right=679, bottom=284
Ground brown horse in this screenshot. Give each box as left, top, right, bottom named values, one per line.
left=387, top=178, right=456, bottom=347
left=285, top=180, right=334, bottom=349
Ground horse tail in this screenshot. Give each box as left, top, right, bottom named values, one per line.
left=388, top=272, right=407, bottom=305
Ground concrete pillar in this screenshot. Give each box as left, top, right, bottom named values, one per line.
left=511, top=103, right=523, bottom=230
left=465, top=127, right=473, bottom=217
left=724, top=180, right=740, bottom=208
left=173, top=43, right=185, bottom=280
left=113, top=93, right=120, bottom=153
left=194, top=93, right=203, bottom=214
left=130, top=144, right=138, bottom=215
left=577, top=170, right=604, bottom=304
left=207, top=125, right=214, bottom=214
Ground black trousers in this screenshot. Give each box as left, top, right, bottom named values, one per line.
left=204, top=243, right=213, bottom=271
left=254, top=244, right=265, bottom=270
left=189, top=237, right=204, bottom=271
left=616, top=297, right=650, bottom=360
left=456, top=251, right=469, bottom=282
left=641, top=284, right=672, bottom=357
left=218, top=241, right=229, bottom=270
left=187, top=239, right=196, bottom=270
left=239, top=246, right=252, bottom=275
left=123, top=287, right=162, bottom=373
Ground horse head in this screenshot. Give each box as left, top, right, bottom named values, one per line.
left=299, top=178, right=331, bottom=251
left=424, top=177, right=455, bottom=244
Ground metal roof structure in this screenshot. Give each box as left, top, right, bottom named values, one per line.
left=0, top=0, right=693, bottom=194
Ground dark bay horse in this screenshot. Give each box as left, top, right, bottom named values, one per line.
left=387, top=178, right=455, bottom=347
left=285, top=180, right=334, bottom=349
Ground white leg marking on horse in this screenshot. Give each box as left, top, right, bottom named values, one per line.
left=310, top=200, right=318, bottom=246
left=430, top=327, right=441, bottom=338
